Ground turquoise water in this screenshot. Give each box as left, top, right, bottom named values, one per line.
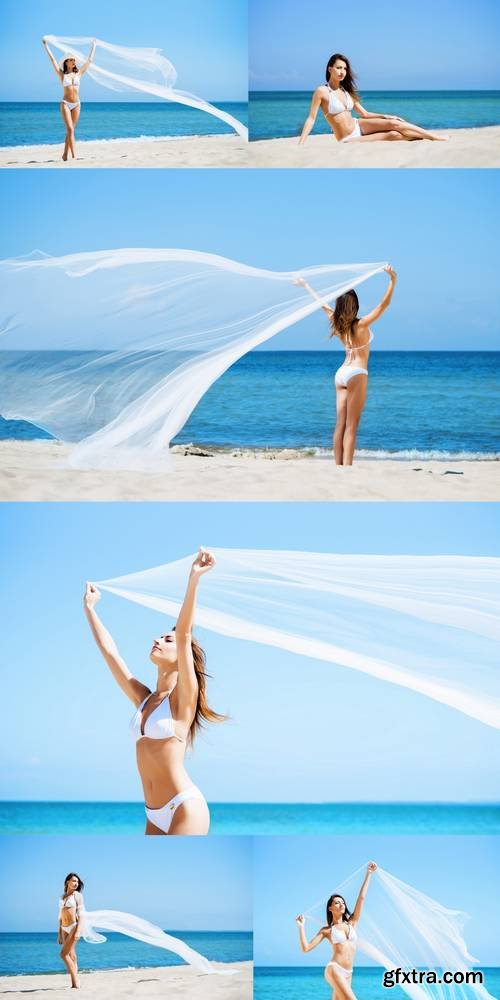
left=0, top=101, right=248, bottom=146
left=249, top=90, right=500, bottom=140
left=254, top=966, right=500, bottom=1000
left=1, top=802, right=498, bottom=836
left=0, top=930, right=251, bottom=976
left=2, top=352, right=499, bottom=459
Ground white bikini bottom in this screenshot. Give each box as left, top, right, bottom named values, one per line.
left=145, top=786, right=207, bottom=834
left=340, top=121, right=361, bottom=143
left=327, top=961, right=353, bottom=980
left=335, top=364, right=368, bottom=387
left=62, top=100, right=80, bottom=112
left=61, top=922, right=77, bottom=935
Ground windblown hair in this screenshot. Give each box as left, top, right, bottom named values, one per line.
left=62, top=58, right=79, bottom=74
left=325, top=53, right=359, bottom=99
left=63, top=872, right=84, bottom=894
left=330, top=289, right=359, bottom=345
left=190, top=635, right=228, bottom=745
left=325, top=893, right=353, bottom=927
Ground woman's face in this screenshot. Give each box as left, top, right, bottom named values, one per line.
left=330, top=60, right=347, bottom=83
left=67, top=876, right=79, bottom=892
left=66, top=59, right=76, bottom=72
left=150, top=630, right=178, bottom=667
left=329, top=896, right=346, bottom=919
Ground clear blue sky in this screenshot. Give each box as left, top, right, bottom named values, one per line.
left=0, top=835, right=251, bottom=931
left=0, top=0, right=247, bottom=102
left=253, top=836, right=500, bottom=965
left=0, top=170, right=498, bottom=350
left=250, top=0, right=500, bottom=90
left=1, top=502, right=498, bottom=803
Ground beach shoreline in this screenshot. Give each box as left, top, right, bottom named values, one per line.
left=0, top=133, right=248, bottom=168
left=0, top=440, right=498, bottom=501
left=0, top=961, right=252, bottom=999
left=246, top=125, right=500, bottom=167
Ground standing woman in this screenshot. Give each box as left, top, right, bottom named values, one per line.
left=296, top=862, right=377, bottom=1000
left=84, top=548, right=226, bottom=835
left=42, top=37, right=96, bottom=161
left=58, top=872, right=84, bottom=990
left=299, top=53, right=446, bottom=144
left=295, top=266, right=397, bottom=465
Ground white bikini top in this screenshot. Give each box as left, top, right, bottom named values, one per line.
left=344, top=329, right=374, bottom=363
left=129, top=692, right=179, bottom=742
left=63, top=73, right=80, bottom=88
left=59, top=892, right=82, bottom=913
left=326, top=85, right=354, bottom=116
left=329, top=922, right=357, bottom=944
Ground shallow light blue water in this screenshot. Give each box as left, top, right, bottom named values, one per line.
left=1, top=802, right=498, bottom=836
left=249, top=90, right=500, bottom=140
left=0, top=930, right=251, bottom=976
left=2, top=351, right=499, bottom=459
left=254, top=966, right=500, bottom=1000
left=0, top=101, right=248, bottom=146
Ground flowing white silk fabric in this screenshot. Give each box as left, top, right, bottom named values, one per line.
left=98, top=548, right=500, bottom=728
left=44, top=35, right=248, bottom=138
left=0, top=249, right=385, bottom=471
left=303, top=866, right=494, bottom=1000
left=70, top=902, right=236, bottom=975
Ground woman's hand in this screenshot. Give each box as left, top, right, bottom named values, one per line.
left=57, top=931, right=62, bottom=945
left=383, top=264, right=397, bottom=281
left=295, top=914, right=305, bottom=925
left=84, top=582, right=101, bottom=610
left=190, top=548, right=216, bottom=578
left=293, top=277, right=307, bottom=287
left=367, top=861, right=378, bottom=872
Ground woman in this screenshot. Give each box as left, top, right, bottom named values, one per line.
left=84, top=548, right=226, bottom=835
left=296, top=862, right=377, bottom=1000
left=294, top=265, right=396, bottom=464
left=58, top=872, right=84, bottom=990
left=299, top=53, right=446, bottom=144
left=42, top=37, right=96, bottom=160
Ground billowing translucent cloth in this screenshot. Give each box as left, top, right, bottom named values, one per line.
left=0, top=250, right=385, bottom=471
left=98, top=549, right=500, bottom=728
left=303, top=865, right=494, bottom=1000
left=44, top=35, right=248, bottom=138
left=72, top=903, right=236, bottom=975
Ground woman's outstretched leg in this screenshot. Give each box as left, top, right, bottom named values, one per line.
left=342, top=376, right=367, bottom=465
left=334, top=386, right=348, bottom=464
left=60, top=103, right=76, bottom=160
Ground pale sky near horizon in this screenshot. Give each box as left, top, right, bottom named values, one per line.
left=0, top=0, right=247, bottom=102
left=0, top=170, right=499, bottom=351
left=253, top=836, right=500, bottom=965
left=1, top=502, right=498, bottom=803
left=250, top=0, right=500, bottom=90
left=0, top=835, right=252, bottom=931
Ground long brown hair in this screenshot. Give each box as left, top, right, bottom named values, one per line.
left=330, top=289, right=359, bottom=346
left=62, top=58, right=79, bottom=74
left=63, top=872, right=84, bottom=895
left=190, top=635, right=227, bottom=745
left=325, top=53, right=359, bottom=100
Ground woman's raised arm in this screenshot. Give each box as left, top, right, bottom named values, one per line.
left=83, top=583, right=150, bottom=706
left=42, top=38, right=62, bottom=78
left=175, top=549, right=216, bottom=712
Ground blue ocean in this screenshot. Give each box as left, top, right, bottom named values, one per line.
left=2, top=352, right=499, bottom=460
left=249, top=90, right=500, bottom=141
left=254, top=966, right=500, bottom=1000
left=0, top=930, right=251, bottom=976
left=1, top=802, right=498, bottom=836
left=0, top=101, right=248, bottom=146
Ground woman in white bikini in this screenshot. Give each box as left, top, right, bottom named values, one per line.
left=299, top=53, right=446, bottom=144
left=296, top=862, right=377, bottom=1000
left=58, top=872, right=84, bottom=990
left=84, top=548, right=226, bottom=836
left=42, top=37, right=96, bottom=161
left=295, top=265, right=396, bottom=465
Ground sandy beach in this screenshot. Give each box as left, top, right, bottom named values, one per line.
left=0, top=134, right=248, bottom=169
left=0, top=962, right=251, bottom=999
left=246, top=126, right=500, bottom=168
left=0, top=440, right=498, bottom=501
